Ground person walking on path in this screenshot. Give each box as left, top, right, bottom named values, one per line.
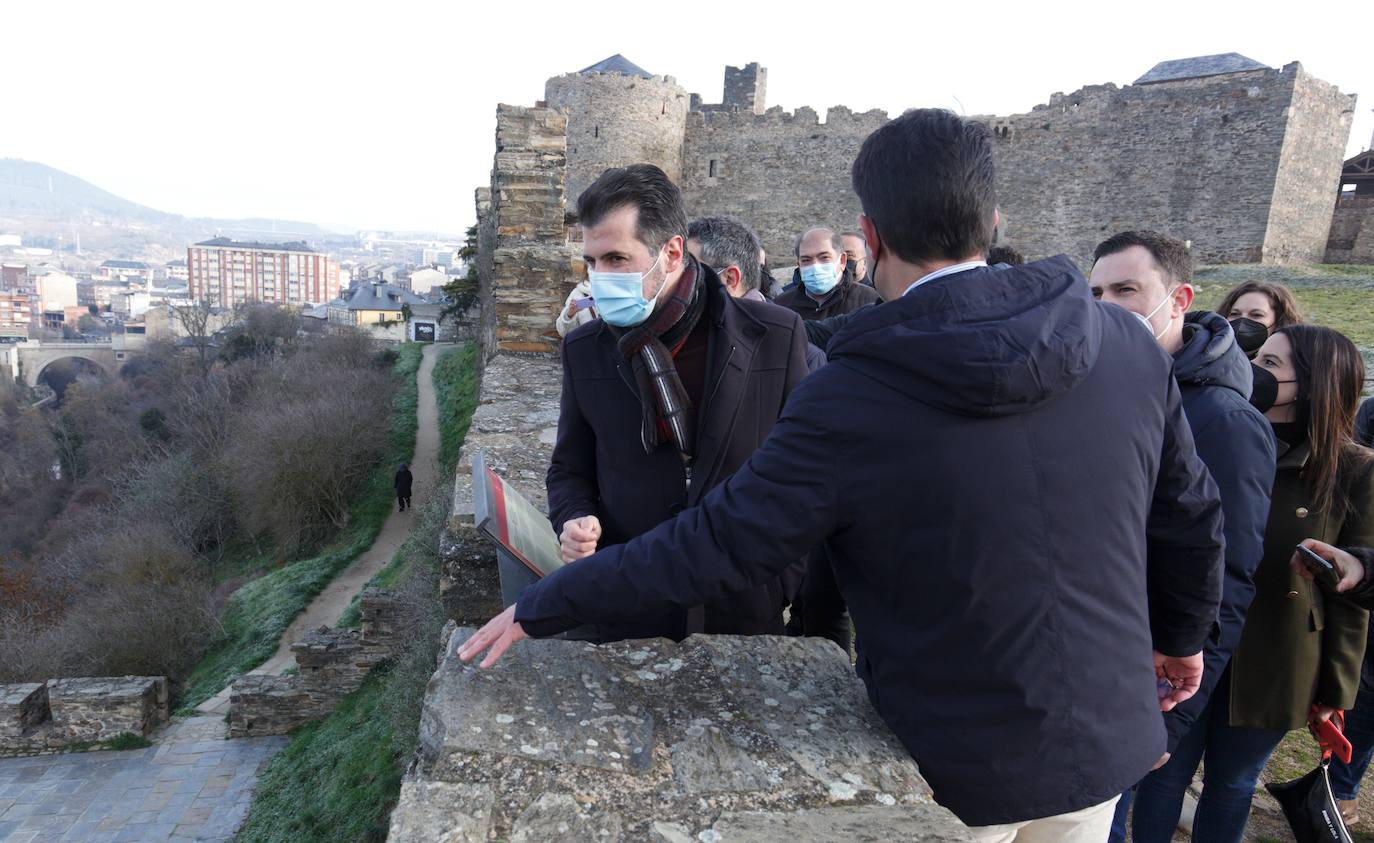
left=394, top=462, right=413, bottom=512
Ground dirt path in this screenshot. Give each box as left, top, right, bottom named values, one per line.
left=196, top=343, right=447, bottom=716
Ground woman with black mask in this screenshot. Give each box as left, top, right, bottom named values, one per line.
left=1216, top=280, right=1304, bottom=358
left=1157, top=324, right=1373, bottom=842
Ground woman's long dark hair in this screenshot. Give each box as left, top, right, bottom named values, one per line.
left=1217, top=280, right=1304, bottom=329
left=1277, top=324, right=1372, bottom=514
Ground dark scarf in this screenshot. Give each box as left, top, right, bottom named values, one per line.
left=611, top=259, right=708, bottom=458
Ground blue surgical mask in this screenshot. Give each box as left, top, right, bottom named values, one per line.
left=800, top=261, right=840, bottom=296
left=587, top=252, right=664, bottom=327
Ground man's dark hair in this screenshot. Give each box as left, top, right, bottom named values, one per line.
left=688, top=216, right=761, bottom=292
left=987, top=245, right=1025, bottom=266
left=576, top=164, right=688, bottom=254
left=851, top=109, right=997, bottom=263
left=1092, top=230, right=1193, bottom=288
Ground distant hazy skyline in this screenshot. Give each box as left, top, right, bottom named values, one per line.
left=5, top=0, right=1368, bottom=235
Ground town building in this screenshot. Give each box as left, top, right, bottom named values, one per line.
left=110, top=290, right=151, bottom=320
left=407, top=267, right=447, bottom=296
left=330, top=281, right=423, bottom=327
left=36, top=271, right=79, bottom=312
left=1, top=263, right=32, bottom=294
left=165, top=259, right=189, bottom=282
left=97, top=260, right=154, bottom=283
left=78, top=278, right=130, bottom=310
left=421, top=248, right=457, bottom=267
left=0, top=291, right=33, bottom=337
left=187, top=238, right=341, bottom=307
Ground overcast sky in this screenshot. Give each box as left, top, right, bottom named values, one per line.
left=4, top=0, right=1367, bottom=236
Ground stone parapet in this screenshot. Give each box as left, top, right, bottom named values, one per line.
left=442, top=353, right=561, bottom=625
left=227, top=589, right=404, bottom=738
left=0, top=683, right=48, bottom=741
left=1, top=676, right=169, bottom=755
left=389, top=631, right=971, bottom=841
left=47, top=676, right=168, bottom=745
left=227, top=674, right=330, bottom=738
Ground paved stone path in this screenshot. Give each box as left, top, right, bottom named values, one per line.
left=0, top=716, right=285, bottom=842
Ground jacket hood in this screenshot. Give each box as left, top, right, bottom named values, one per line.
left=1173, top=311, right=1252, bottom=399
left=826, top=256, right=1102, bottom=418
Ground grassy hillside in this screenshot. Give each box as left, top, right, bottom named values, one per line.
left=236, top=345, right=480, bottom=843
left=174, top=344, right=424, bottom=713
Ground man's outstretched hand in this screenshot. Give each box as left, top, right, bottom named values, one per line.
left=1155, top=650, right=1203, bottom=712
left=457, top=605, right=528, bottom=669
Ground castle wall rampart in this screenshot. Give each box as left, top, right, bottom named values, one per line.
left=680, top=106, right=890, bottom=261
left=980, top=67, right=1297, bottom=264
left=545, top=72, right=689, bottom=202
left=1263, top=64, right=1356, bottom=262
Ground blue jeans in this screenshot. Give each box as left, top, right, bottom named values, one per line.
left=1329, top=677, right=1374, bottom=800
left=1108, top=674, right=1287, bottom=843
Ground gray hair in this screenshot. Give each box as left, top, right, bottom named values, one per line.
left=794, top=227, right=845, bottom=259
left=688, top=215, right=761, bottom=292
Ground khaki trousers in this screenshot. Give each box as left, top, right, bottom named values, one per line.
left=968, top=796, right=1121, bottom=843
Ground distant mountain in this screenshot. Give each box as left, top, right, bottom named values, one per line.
left=0, top=158, right=328, bottom=235
left=0, top=158, right=173, bottom=222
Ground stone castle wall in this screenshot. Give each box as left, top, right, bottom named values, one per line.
left=1326, top=194, right=1374, bottom=263
left=545, top=72, right=690, bottom=203
left=601, top=62, right=1353, bottom=268
left=485, top=105, right=580, bottom=353
left=978, top=64, right=1350, bottom=265
left=476, top=59, right=1356, bottom=349
left=679, top=106, right=890, bottom=262
left=473, top=186, right=497, bottom=357
left=723, top=63, right=767, bottom=114
left=1264, top=65, right=1357, bottom=262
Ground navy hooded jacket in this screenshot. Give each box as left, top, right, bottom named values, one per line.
left=517, top=256, right=1224, bottom=826
left=1156, top=312, right=1275, bottom=751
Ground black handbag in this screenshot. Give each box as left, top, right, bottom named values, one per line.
left=1265, top=759, right=1353, bottom=843
left=1264, top=708, right=1354, bottom=843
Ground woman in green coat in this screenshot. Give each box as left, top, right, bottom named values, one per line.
left=1174, top=324, right=1374, bottom=842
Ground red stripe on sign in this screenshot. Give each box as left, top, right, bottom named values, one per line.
left=488, top=468, right=540, bottom=575
left=488, top=468, right=511, bottom=545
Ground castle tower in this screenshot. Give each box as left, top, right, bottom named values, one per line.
left=544, top=55, right=690, bottom=204
left=722, top=63, right=767, bottom=115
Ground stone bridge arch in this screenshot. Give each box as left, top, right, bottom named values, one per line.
left=18, top=343, right=123, bottom=388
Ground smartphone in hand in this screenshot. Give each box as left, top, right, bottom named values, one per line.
left=1296, top=544, right=1342, bottom=592
left=573, top=297, right=595, bottom=312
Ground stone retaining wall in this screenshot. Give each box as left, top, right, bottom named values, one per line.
left=227, top=588, right=403, bottom=738
left=0, top=676, right=168, bottom=755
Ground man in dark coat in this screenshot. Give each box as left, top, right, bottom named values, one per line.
left=462, top=109, right=1224, bottom=837
left=394, top=463, right=413, bottom=512
left=1091, top=230, right=1276, bottom=841
left=774, top=227, right=881, bottom=320
left=841, top=231, right=875, bottom=287
left=546, top=164, right=811, bottom=644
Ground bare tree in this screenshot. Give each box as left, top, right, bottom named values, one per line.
left=171, top=292, right=222, bottom=379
